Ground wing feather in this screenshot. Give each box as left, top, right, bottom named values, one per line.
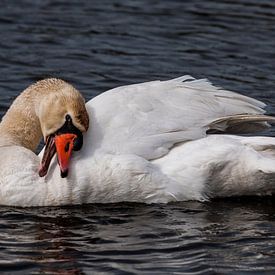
left=86, top=76, right=272, bottom=160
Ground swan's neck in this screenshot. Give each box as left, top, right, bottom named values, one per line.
left=0, top=88, right=42, bottom=152
left=0, top=79, right=87, bottom=153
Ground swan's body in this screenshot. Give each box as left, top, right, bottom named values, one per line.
left=1, top=76, right=275, bottom=206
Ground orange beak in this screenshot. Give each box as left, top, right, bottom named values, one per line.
left=55, top=133, right=77, bottom=178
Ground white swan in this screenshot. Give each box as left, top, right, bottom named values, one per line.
left=1, top=75, right=275, bottom=206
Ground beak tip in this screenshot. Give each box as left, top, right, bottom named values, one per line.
left=61, top=170, right=68, bottom=178
left=39, top=167, right=47, bottom=177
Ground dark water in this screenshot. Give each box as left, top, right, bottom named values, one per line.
left=1, top=0, right=275, bottom=273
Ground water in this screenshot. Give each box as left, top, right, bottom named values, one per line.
left=0, top=0, right=275, bottom=273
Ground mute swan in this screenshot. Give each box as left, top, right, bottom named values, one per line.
left=2, top=75, right=275, bottom=206
left=0, top=79, right=89, bottom=206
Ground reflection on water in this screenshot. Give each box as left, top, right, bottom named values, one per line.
left=1, top=0, right=275, bottom=273
left=0, top=199, right=275, bottom=274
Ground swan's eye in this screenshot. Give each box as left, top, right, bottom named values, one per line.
left=75, top=114, right=82, bottom=120
left=73, top=133, right=83, bottom=151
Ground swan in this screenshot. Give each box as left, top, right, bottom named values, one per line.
left=2, top=75, right=275, bottom=206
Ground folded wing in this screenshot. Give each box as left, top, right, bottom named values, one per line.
left=86, top=76, right=274, bottom=160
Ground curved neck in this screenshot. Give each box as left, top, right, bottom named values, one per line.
left=0, top=78, right=87, bottom=153
left=0, top=88, right=42, bottom=152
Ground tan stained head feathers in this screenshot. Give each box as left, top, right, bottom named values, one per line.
left=0, top=78, right=89, bottom=152
left=35, top=78, right=89, bottom=139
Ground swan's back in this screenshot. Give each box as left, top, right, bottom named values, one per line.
left=84, top=76, right=271, bottom=160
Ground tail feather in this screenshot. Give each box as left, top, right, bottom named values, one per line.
left=207, top=114, right=275, bottom=134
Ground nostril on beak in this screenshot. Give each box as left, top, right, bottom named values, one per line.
left=65, top=142, right=70, bottom=153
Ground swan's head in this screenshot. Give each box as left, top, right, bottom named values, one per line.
left=36, top=79, right=89, bottom=178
